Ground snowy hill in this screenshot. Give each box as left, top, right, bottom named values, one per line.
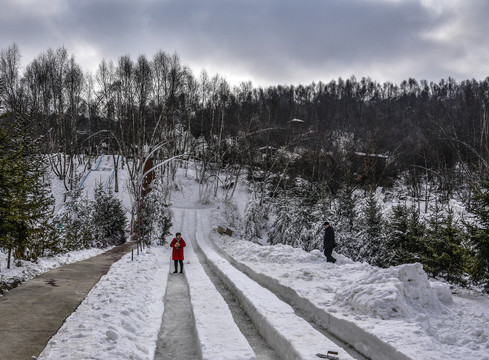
left=3, top=158, right=489, bottom=359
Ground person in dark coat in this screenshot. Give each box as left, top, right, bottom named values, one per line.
left=323, top=222, right=337, bottom=263
left=170, top=232, right=186, bottom=273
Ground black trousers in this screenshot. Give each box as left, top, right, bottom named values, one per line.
left=324, top=247, right=336, bottom=263
left=174, top=260, right=183, bottom=272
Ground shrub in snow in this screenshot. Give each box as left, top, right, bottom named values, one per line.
left=421, top=203, right=465, bottom=283
left=464, top=177, right=489, bottom=292
left=53, top=187, right=93, bottom=252
left=385, top=203, right=425, bottom=266
left=242, top=191, right=266, bottom=242
left=91, top=183, right=127, bottom=248
left=223, top=198, right=241, bottom=230
left=357, top=190, right=387, bottom=266
left=136, top=181, right=173, bottom=246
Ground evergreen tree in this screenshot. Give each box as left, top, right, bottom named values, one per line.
left=307, top=190, right=335, bottom=252
left=0, top=113, right=54, bottom=266
left=0, top=125, right=14, bottom=261
left=358, top=190, right=386, bottom=266
left=337, top=183, right=357, bottom=232
left=137, top=181, right=173, bottom=246
left=291, top=186, right=317, bottom=250
left=268, top=191, right=292, bottom=245
left=54, top=187, right=93, bottom=252
left=242, top=191, right=266, bottom=242
left=385, top=203, right=425, bottom=266
left=422, top=203, right=465, bottom=283
left=465, top=177, right=489, bottom=291
left=332, top=183, right=358, bottom=259
left=91, top=183, right=127, bottom=248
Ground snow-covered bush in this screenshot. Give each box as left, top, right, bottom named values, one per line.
left=53, top=187, right=92, bottom=252
left=137, top=181, right=173, bottom=246
left=91, top=183, right=127, bottom=248
left=242, top=191, right=267, bottom=242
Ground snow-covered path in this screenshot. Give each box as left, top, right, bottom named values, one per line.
left=32, top=163, right=489, bottom=360
left=168, top=207, right=357, bottom=360
left=154, top=269, right=199, bottom=359
left=192, top=234, right=281, bottom=360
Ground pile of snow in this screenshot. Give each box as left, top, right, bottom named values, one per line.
left=212, top=233, right=489, bottom=360
left=218, top=239, right=451, bottom=320
left=38, top=246, right=169, bottom=359
left=333, top=262, right=450, bottom=320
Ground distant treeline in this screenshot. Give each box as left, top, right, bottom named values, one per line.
left=1, top=44, right=488, bottom=190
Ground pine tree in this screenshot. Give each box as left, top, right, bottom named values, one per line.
left=307, top=191, right=335, bottom=252
left=91, top=183, right=127, bottom=248
left=136, top=181, right=173, bottom=246
left=385, top=203, right=425, bottom=266
left=243, top=191, right=266, bottom=242
left=0, top=125, right=14, bottom=262
left=54, top=187, right=93, bottom=252
left=422, top=203, right=465, bottom=283
left=358, top=190, right=386, bottom=266
left=0, top=112, right=55, bottom=266
left=337, top=183, right=357, bottom=232
left=291, top=186, right=317, bottom=250
left=268, top=191, right=293, bottom=245
left=332, top=183, right=358, bottom=259
left=465, top=177, right=489, bottom=291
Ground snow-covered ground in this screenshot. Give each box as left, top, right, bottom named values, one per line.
left=4, top=158, right=489, bottom=359
left=1, top=154, right=130, bottom=291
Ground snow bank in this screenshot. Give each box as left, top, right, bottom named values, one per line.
left=38, top=246, right=169, bottom=360
left=194, top=231, right=354, bottom=360
left=217, top=238, right=450, bottom=320
left=213, top=233, right=489, bottom=360
left=333, top=262, right=449, bottom=319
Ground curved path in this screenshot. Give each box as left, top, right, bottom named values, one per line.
left=0, top=242, right=133, bottom=360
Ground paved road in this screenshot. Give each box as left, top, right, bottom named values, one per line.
left=0, top=242, right=133, bottom=360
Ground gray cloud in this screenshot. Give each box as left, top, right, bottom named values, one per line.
left=1, top=0, right=488, bottom=86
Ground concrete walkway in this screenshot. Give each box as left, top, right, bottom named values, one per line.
left=0, top=242, right=133, bottom=360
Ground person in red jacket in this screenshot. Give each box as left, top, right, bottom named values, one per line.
left=170, top=232, right=186, bottom=273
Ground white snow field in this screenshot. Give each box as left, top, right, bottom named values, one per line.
left=2, top=158, right=487, bottom=360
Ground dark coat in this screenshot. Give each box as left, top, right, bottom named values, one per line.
left=323, top=226, right=336, bottom=249
left=170, top=238, right=186, bottom=260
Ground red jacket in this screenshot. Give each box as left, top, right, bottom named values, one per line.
left=170, top=237, right=186, bottom=260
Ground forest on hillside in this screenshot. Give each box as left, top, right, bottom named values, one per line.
left=1, top=44, right=489, bottom=291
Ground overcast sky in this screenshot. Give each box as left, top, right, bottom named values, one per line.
left=1, top=0, right=488, bottom=87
